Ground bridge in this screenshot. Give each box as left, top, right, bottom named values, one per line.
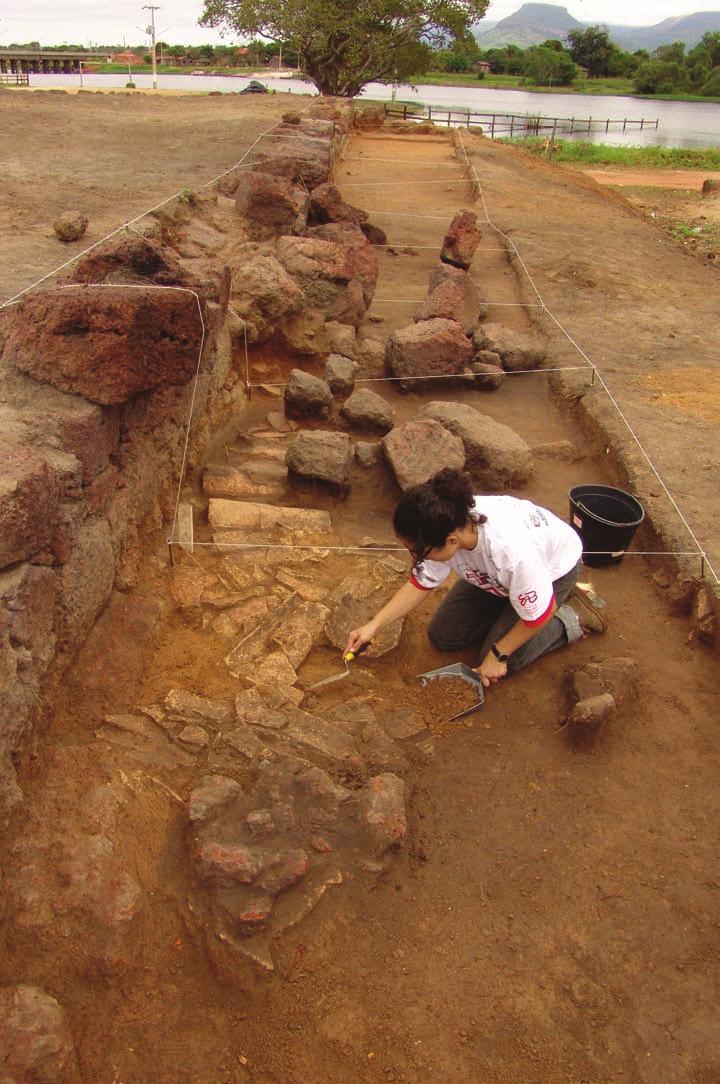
left=0, top=48, right=112, bottom=75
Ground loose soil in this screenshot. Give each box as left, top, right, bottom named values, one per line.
left=2, top=95, right=719, bottom=1083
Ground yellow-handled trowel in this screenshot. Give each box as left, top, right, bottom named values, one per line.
left=308, top=641, right=372, bottom=690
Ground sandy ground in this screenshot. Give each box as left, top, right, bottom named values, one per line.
left=582, top=167, right=720, bottom=191
left=0, top=87, right=296, bottom=304
left=1, top=94, right=719, bottom=1083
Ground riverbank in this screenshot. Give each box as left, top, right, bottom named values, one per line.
left=86, top=63, right=720, bottom=104
left=508, top=139, right=720, bottom=170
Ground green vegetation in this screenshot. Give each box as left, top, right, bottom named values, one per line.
left=198, top=0, right=489, bottom=96
left=507, top=139, right=720, bottom=170
left=12, top=27, right=720, bottom=102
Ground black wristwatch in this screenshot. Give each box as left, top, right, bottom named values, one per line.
left=491, top=643, right=509, bottom=663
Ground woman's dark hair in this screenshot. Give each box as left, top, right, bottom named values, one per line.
left=393, top=469, right=484, bottom=563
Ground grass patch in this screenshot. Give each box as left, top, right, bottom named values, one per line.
left=406, top=73, right=640, bottom=96
left=506, top=139, right=720, bottom=170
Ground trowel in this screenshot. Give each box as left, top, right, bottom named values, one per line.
left=417, top=661, right=485, bottom=722
left=308, top=641, right=372, bottom=691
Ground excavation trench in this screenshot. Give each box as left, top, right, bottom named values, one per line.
left=2, top=121, right=719, bottom=1084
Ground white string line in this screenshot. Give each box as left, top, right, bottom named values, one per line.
left=1, top=113, right=302, bottom=310
left=342, top=179, right=465, bottom=187
left=375, top=244, right=509, bottom=251
left=344, top=157, right=458, bottom=165
left=247, top=366, right=591, bottom=389
left=170, top=540, right=705, bottom=558
left=372, top=298, right=543, bottom=307
left=456, top=131, right=719, bottom=585
left=363, top=211, right=457, bottom=220
left=175, top=541, right=406, bottom=552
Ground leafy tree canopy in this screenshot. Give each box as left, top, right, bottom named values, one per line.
left=633, top=58, right=684, bottom=94
left=199, top=0, right=489, bottom=95
left=567, top=26, right=615, bottom=77
left=522, top=44, right=575, bottom=86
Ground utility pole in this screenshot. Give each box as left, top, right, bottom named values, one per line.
left=142, top=4, right=159, bottom=90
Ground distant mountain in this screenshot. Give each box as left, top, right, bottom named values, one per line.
left=474, top=3, right=583, bottom=48
left=608, top=11, right=720, bottom=50
left=473, top=4, right=720, bottom=50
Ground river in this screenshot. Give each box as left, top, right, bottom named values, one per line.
left=29, top=72, right=720, bottom=150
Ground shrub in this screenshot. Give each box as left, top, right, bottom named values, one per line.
left=701, top=65, right=720, bottom=95
left=633, top=59, right=684, bottom=93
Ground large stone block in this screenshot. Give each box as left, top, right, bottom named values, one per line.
left=473, top=322, right=546, bottom=372
left=284, top=369, right=333, bottom=419
left=382, top=418, right=465, bottom=491
left=309, top=183, right=368, bottom=227
left=385, top=318, right=473, bottom=385
left=415, top=263, right=483, bottom=333
left=417, top=401, right=533, bottom=489
left=226, top=249, right=305, bottom=342
left=0, top=443, right=59, bottom=567
left=234, top=171, right=309, bottom=240
left=276, top=236, right=371, bottom=327
left=304, top=224, right=379, bottom=308
left=341, top=388, right=395, bottom=433
left=51, top=398, right=120, bottom=482
left=69, top=234, right=186, bottom=286
left=57, top=516, right=115, bottom=647
left=441, top=210, right=482, bottom=270
left=249, top=130, right=333, bottom=189
left=286, top=430, right=353, bottom=490
left=4, top=285, right=205, bottom=405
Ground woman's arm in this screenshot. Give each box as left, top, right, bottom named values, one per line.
left=476, top=598, right=558, bottom=686
left=345, top=580, right=429, bottom=654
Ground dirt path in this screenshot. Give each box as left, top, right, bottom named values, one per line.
left=581, top=167, right=720, bottom=190
left=1, top=101, right=719, bottom=1083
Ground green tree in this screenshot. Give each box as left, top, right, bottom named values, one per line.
left=686, top=55, right=711, bottom=89
left=654, top=41, right=685, bottom=64
left=695, top=31, right=720, bottom=68
left=567, top=26, right=614, bottom=77
left=199, top=0, right=489, bottom=94
left=633, top=59, right=685, bottom=94
left=701, top=65, right=720, bottom=95
left=482, top=44, right=524, bottom=74
left=607, top=48, right=639, bottom=77
left=522, top=44, right=575, bottom=85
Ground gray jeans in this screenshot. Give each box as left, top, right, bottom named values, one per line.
left=427, top=561, right=583, bottom=674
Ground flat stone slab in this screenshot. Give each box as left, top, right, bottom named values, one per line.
left=416, top=400, right=533, bottom=490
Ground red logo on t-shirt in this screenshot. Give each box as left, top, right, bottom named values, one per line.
left=518, top=590, right=538, bottom=606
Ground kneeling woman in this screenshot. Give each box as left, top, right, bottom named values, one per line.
left=346, top=469, right=602, bottom=687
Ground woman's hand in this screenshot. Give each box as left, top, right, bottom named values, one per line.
left=476, top=651, right=508, bottom=688
left=345, top=622, right=377, bottom=656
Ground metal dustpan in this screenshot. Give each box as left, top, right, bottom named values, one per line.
left=418, top=662, right=485, bottom=722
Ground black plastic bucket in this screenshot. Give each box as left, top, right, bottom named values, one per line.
left=568, top=484, right=645, bottom=567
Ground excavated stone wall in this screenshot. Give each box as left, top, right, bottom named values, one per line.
left=0, top=99, right=360, bottom=826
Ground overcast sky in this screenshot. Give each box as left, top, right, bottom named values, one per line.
left=1, top=1, right=718, bottom=47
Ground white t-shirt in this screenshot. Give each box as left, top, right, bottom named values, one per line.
left=410, top=496, right=582, bottom=626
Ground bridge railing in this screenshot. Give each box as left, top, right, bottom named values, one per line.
left=0, top=72, right=29, bottom=86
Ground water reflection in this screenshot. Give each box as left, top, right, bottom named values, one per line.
left=30, top=72, right=720, bottom=150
